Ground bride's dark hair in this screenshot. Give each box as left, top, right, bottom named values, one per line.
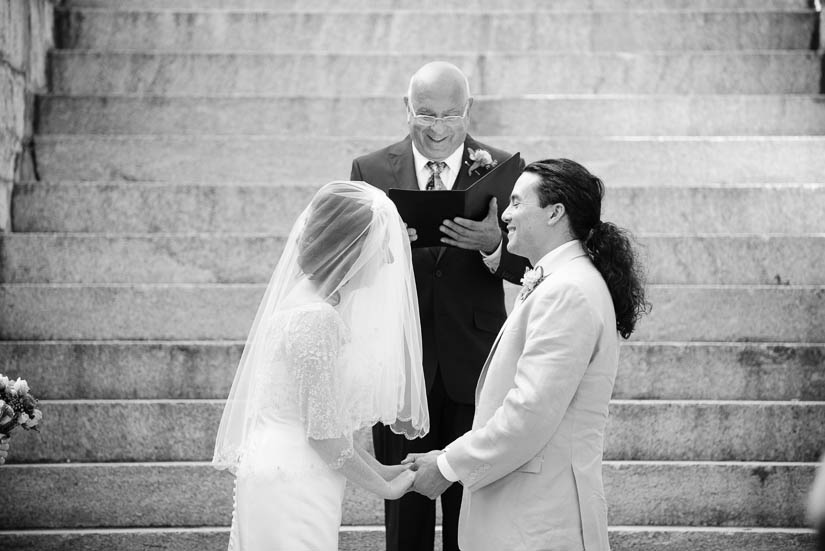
left=524, top=159, right=651, bottom=339
left=297, top=185, right=373, bottom=293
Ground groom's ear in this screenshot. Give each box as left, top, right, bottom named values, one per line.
left=545, top=204, right=566, bottom=227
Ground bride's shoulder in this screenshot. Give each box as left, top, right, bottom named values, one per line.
left=283, top=302, right=342, bottom=334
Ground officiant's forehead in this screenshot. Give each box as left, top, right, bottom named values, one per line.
left=406, top=64, right=470, bottom=112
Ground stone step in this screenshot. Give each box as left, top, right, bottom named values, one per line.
left=6, top=400, right=825, bottom=463
left=13, top=182, right=825, bottom=235
left=1, top=284, right=823, bottom=342
left=0, top=462, right=815, bottom=528
left=2, top=233, right=824, bottom=285
left=0, top=527, right=818, bottom=551
left=3, top=341, right=823, bottom=402
left=48, top=51, right=822, bottom=96
left=60, top=0, right=816, bottom=11
left=54, top=10, right=817, bottom=52
left=36, top=95, right=825, bottom=137
left=32, top=136, right=825, bottom=184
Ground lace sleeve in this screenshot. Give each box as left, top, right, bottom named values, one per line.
left=284, top=304, right=348, bottom=443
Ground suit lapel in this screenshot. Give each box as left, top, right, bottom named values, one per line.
left=387, top=136, right=418, bottom=191
left=474, top=315, right=512, bottom=403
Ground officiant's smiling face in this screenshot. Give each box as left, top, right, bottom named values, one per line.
left=405, top=63, right=472, bottom=162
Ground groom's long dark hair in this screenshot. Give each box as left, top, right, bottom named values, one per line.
left=524, top=158, right=650, bottom=339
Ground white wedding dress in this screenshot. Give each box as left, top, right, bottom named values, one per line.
left=213, top=181, right=428, bottom=551
left=229, top=302, right=349, bottom=551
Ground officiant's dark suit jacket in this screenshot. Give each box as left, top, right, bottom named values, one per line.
left=351, top=135, right=529, bottom=405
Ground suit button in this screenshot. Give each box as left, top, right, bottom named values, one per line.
left=435, top=269, right=443, bottom=278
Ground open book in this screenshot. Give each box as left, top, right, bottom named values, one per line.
left=388, top=152, right=522, bottom=248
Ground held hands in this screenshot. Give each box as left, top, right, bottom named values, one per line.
left=440, top=197, right=502, bottom=253
left=382, top=467, right=416, bottom=500
left=402, top=450, right=453, bottom=500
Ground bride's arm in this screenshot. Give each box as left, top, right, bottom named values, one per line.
left=309, top=437, right=414, bottom=499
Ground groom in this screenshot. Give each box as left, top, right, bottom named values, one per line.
left=350, top=61, right=529, bottom=551
left=408, top=160, right=628, bottom=550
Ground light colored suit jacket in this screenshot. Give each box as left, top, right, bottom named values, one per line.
left=445, top=241, right=618, bottom=551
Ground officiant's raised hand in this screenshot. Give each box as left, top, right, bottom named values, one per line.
left=402, top=450, right=452, bottom=500
left=440, top=197, right=501, bottom=254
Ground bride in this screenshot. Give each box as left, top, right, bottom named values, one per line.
left=213, top=181, right=429, bottom=550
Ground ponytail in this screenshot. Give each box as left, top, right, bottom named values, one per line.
left=584, top=221, right=649, bottom=339
left=524, top=159, right=650, bottom=339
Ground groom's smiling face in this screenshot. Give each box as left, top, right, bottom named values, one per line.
left=405, top=83, right=471, bottom=162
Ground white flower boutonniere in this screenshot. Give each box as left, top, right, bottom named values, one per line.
left=518, top=266, right=546, bottom=302
left=466, top=148, right=498, bottom=176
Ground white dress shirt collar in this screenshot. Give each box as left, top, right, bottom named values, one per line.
left=411, top=142, right=465, bottom=191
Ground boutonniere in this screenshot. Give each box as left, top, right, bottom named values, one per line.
left=465, top=148, right=498, bottom=176
left=518, top=266, right=546, bottom=302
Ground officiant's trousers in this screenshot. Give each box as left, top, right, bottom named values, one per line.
left=373, top=368, right=474, bottom=551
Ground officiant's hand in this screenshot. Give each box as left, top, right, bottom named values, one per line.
left=404, top=223, right=418, bottom=243
left=0, top=435, right=9, bottom=465
left=405, top=451, right=452, bottom=500
left=440, top=197, right=501, bottom=253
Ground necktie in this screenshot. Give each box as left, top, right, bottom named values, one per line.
left=426, top=161, right=448, bottom=190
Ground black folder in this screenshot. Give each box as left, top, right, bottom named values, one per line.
left=388, top=152, right=522, bottom=248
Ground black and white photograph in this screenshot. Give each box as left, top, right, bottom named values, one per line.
left=1, top=1, right=824, bottom=550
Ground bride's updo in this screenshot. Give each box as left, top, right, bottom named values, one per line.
left=297, top=182, right=376, bottom=294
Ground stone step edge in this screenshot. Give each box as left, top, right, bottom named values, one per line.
left=4, top=460, right=819, bottom=468
left=36, top=93, right=825, bottom=99
left=3, top=283, right=823, bottom=289
left=0, top=526, right=815, bottom=535
left=55, top=6, right=819, bottom=13
left=33, top=134, right=825, bottom=142
left=3, top=339, right=822, bottom=345
left=14, top=180, right=825, bottom=190
left=50, top=49, right=819, bottom=55
left=29, top=399, right=825, bottom=405
left=6, top=231, right=825, bottom=237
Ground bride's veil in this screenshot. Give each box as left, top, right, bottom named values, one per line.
left=213, top=181, right=428, bottom=472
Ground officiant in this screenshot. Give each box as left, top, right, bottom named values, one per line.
left=350, top=61, right=530, bottom=551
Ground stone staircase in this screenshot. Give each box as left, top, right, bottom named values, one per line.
left=2, top=0, right=825, bottom=549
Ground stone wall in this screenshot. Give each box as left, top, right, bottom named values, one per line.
left=0, top=0, right=54, bottom=232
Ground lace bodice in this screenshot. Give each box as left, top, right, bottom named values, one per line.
left=250, top=302, right=349, bottom=438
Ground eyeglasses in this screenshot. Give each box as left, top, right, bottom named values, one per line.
left=407, top=102, right=469, bottom=126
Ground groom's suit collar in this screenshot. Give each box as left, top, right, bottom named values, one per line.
left=533, top=240, right=587, bottom=279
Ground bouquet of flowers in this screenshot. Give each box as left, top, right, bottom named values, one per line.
left=0, top=374, right=42, bottom=436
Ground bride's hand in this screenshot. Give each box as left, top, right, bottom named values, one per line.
left=382, top=469, right=416, bottom=500
left=380, top=463, right=412, bottom=481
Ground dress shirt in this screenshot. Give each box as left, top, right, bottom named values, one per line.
left=411, top=142, right=502, bottom=271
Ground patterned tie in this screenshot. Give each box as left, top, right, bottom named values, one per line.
left=426, top=161, right=448, bottom=190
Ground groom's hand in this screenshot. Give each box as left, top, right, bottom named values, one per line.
left=409, top=451, right=452, bottom=500
left=440, top=197, right=502, bottom=254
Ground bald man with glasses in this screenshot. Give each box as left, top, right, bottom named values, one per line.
left=351, top=61, right=529, bottom=551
